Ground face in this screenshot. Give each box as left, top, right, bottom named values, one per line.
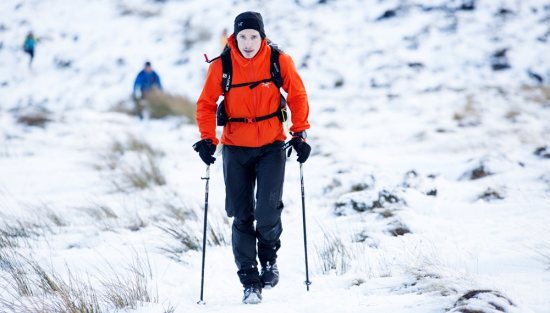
left=236, top=29, right=262, bottom=59
left=145, top=65, right=152, bottom=73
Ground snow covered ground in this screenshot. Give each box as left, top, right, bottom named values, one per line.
left=1, top=0, right=550, bottom=312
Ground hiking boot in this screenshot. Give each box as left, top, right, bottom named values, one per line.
left=242, top=284, right=262, bottom=304
left=260, top=261, right=279, bottom=289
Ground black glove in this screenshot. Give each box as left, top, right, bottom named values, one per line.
left=193, top=139, right=216, bottom=165
left=287, top=137, right=311, bottom=163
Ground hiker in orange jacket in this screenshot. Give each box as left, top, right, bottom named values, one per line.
left=193, top=11, right=311, bottom=304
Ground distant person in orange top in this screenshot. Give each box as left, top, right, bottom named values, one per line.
left=193, top=11, right=311, bottom=305
left=220, top=28, right=228, bottom=51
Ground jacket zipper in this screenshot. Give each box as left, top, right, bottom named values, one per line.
left=249, top=59, right=260, bottom=147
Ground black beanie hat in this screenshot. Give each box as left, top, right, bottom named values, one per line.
left=234, top=11, right=266, bottom=40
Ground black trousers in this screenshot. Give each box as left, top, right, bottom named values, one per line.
left=24, top=49, right=34, bottom=62
left=223, top=141, right=285, bottom=286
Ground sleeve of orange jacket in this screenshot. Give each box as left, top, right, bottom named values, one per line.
left=280, top=53, right=310, bottom=133
left=196, top=60, right=223, bottom=146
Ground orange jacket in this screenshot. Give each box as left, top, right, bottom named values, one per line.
left=196, top=34, right=310, bottom=148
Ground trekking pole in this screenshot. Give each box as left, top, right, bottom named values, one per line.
left=197, top=165, right=210, bottom=305
left=300, top=163, right=312, bottom=291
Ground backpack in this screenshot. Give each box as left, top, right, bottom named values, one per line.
left=205, top=41, right=288, bottom=127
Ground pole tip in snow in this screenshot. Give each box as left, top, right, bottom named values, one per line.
left=204, top=54, right=209, bottom=62
left=304, top=280, right=312, bottom=291
left=197, top=300, right=206, bottom=305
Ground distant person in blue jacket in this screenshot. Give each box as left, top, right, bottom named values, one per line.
left=133, top=61, right=162, bottom=98
left=23, top=31, right=39, bottom=67
left=133, top=61, right=162, bottom=119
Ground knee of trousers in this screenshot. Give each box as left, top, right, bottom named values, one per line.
left=256, top=218, right=283, bottom=244
left=233, top=215, right=255, bottom=230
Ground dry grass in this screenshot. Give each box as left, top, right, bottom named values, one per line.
left=157, top=212, right=229, bottom=261
left=182, top=20, right=212, bottom=51
left=15, top=107, right=52, bottom=127
left=0, top=237, right=158, bottom=312
left=93, top=135, right=166, bottom=191
left=453, top=95, right=481, bottom=127
left=463, top=163, right=492, bottom=180
left=207, top=217, right=230, bottom=247
left=0, top=214, right=59, bottom=244
left=162, top=302, right=178, bottom=313
left=98, top=250, right=158, bottom=310
left=117, top=152, right=166, bottom=190
left=29, top=203, right=68, bottom=228
left=351, top=183, right=369, bottom=192
left=83, top=202, right=118, bottom=220
left=389, top=225, right=411, bottom=236
left=112, top=91, right=196, bottom=122
left=110, top=100, right=136, bottom=116
left=117, top=3, right=160, bottom=17
left=142, top=90, right=196, bottom=121
left=157, top=220, right=201, bottom=254
left=323, top=178, right=342, bottom=193
left=163, top=201, right=196, bottom=222
left=478, top=188, right=504, bottom=201
left=379, top=209, right=394, bottom=218
left=522, top=85, right=550, bottom=106
left=315, top=227, right=351, bottom=275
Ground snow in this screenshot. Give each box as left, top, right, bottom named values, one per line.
left=1, top=0, right=550, bottom=312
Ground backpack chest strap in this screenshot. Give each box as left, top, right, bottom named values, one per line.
left=230, top=78, right=274, bottom=90
left=228, top=110, right=280, bottom=124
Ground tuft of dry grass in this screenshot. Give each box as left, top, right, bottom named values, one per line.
left=163, top=201, right=196, bottom=222
left=0, top=240, right=158, bottom=312
left=15, top=107, right=52, bottom=127
left=324, top=178, right=342, bottom=193
left=389, top=225, right=411, bottom=236
left=117, top=152, right=166, bottom=190
left=207, top=217, right=230, bottom=247
left=98, top=250, right=158, bottom=310
left=84, top=203, right=118, bottom=220
left=142, top=90, right=196, bottom=121
left=379, top=209, right=394, bottom=218
left=162, top=302, right=178, bottom=313
left=315, top=227, right=351, bottom=275
left=157, top=220, right=201, bottom=253
left=426, top=189, right=437, bottom=196
left=467, top=164, right=492, bottom=180
left=156, top=212, right=229, bottom=260
left=453, top=95, right=481, bottom=127
left=93, top=135, right=166, bottom=191
left=351, top=183, right=369, bottom=192
left=478, top=188, right=504, bottom=201
left=117, top=3, right=160, bottom=17
left=522, top=85, right=550, bottom=106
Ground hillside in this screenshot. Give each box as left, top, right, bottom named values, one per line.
left=1, top=0, right=550, bottom=312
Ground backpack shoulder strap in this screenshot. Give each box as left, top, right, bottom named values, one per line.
left=204, top=45, right=232, bottom=93
left=220, top=48, right=232, bottom=93
left=269, top=44, right=283, bottom=89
